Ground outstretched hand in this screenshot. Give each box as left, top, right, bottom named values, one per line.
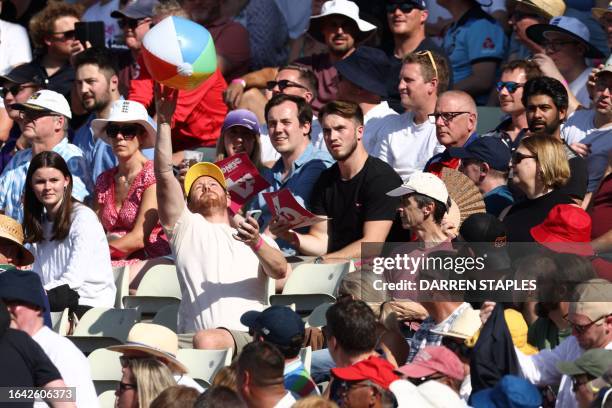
left=154, top=82, right=179, bottom=126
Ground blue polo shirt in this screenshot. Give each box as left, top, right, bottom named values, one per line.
left=253, top=143, right=333, bottom=254
left=443, top=6, right=506, bottom=104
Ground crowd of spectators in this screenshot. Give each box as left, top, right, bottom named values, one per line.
left=0, top=0, right=611, bottom=407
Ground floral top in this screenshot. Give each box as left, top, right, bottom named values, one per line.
left=95, top=160, right=170, bottom=266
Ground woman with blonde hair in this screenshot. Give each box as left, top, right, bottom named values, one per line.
left=116, top=358, right=176, bottom=408
left=502, top=135, right=574, bottom=242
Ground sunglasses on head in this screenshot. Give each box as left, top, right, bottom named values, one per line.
left=1, top=84, right=39, bottom=98
left=496, top=81, right=524, bottom=94
left=511, top=151, right=537, bottom=165
left=106, top=123, right=141, bottom=139
left=266, top=79, right=307, bottom=92
left=386, top=2, right=417, bottom=13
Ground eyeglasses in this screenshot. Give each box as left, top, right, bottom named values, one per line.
left=385, top=2, right=417, bottom=13
left=49, top=29, right=76, bottom=41
left=117, top=382, right=137, bottom=393
left=416, top=50, right=438, bottom=80
left=542, top=40, right=577, bottom=53
left=119, top=356, right=136, bottom=368
left=428, top=111, right=470, bottom=125
left=106, top=123, right=141, bottom=140
left=266, top=79, right=307, bottom=92
left=0, top=84, right=39, bottom=98
left=564, top=314, right=610, bottom=334
left=511, top=151, right=537, bottom=165
left=118, top=18, right=149, bottom=30
left=496, top=81, right=524, bottom=94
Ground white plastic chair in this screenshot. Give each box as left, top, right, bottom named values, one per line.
left=269, top=262, right=349, bottom=313
left=299, top=346, right=312, bottom=373
left=51, top=308, right=71, bottom=335
left=98, top=390, right=117, bottom=408
left=67, top=307, right=140, bottom=354
left=122, top=264, right=181, bottom=316
left=113, top=265, right=130, bottom=309
left=88, top=349, right=122, bottom=395
left=176, top=348, right=233, bottom=388
left=151, top=303, right=179, bottom=332
left=306, top=302, right=332, bottom=328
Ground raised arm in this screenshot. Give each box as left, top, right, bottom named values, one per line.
left=153, top=83, right=186, bottom=231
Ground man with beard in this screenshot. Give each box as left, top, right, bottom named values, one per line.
left=72, top=47, right=122, bottom=182
left=223, top=0, right=376, bottom=114
left=522, top=76, right=588, bottom=202
left=270, top=100, right=402, bottom=261
left=181, top=0, right=250, bottom=81
left=153, top=85, right=288, bottom=353
left=561, top=64, right=612, bottom=205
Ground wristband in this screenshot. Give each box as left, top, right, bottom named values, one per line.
left=232, top=78, right=246, bottom=88
left=251, top=236, right=264, bottom=252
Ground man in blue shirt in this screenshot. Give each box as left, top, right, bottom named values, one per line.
left=254, top=93, right=333, bottom=254
left=449, top=136, right=514, bottom=217
left=438, top=0, right=507, bottom=105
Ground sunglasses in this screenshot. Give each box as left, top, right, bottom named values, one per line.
left=542, top=40, right=577, bottom=53
left=496, top=81, right=524, bottom=94
left=18, top=110, right=60, bottom=121
left=386, top=3, right=417, bottom=13
left=416, top=50, right=438, bottom=80
left=1, top=84, right=39, bottom=98
left=106, top=123, right=141, bottom=139
left=442, top=337, right=472, bottom=359
left=50, top=29, right=76, bottom=41
left=511, top=151, right=537, bottom=165
left=118, top=18, right=148, bottom=30
left=117, top=382, right=138, bottom=393
left=572, top=376, right=593, bottom=392
left=564, top=314, right=610, bottom=334
left=266, top=79, right=307, bottom=92
left=511, top=11, right=541, bottom=21
left=428, top=111, right=470, bottom=125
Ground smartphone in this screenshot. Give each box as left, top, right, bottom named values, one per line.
left=75, top=21, right=106, bottom=48
left=246, top=210, right=262, bottom=221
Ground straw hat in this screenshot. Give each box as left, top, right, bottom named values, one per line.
left=107, top=323, right=188, bottom=374
left=0, top=214, right=34, bottom=266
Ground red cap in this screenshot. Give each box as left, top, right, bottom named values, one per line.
left=331, top=356, right=399, bottom=390
left=530, top=204, right=594, bottom=256
left=396, top=346, right=464, bottom=381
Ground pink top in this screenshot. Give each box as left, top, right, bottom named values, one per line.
left=95, top=161, right=170, bottom=266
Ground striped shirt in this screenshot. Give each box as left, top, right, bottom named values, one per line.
left=284, top=359, right=319, bottom=398
left=0, top=138, right=93, bottom=222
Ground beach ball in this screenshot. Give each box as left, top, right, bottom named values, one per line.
left=141, top=16, right=217, bottom=90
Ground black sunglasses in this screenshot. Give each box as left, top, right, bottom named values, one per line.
left=118, top=18, right=147, bottom=30
left=106, top=123, right=141, bottom=139
left=118, top=382, right=137, bottom=393
left=496, top=81, right=524, bottom=94
left=266, top=79, right=307, bottom=92
left=50, top=29, right=76, bottom=41
left=386, top=3, right=417, bottom=13
left=428, top=111, right=470, bottom=124
left=564, top=314, right=610, bottom=334
left=1, top=84, right=39, bottom=98
left=511, top=151, right=537, bottom=165
left=442, top=337, right=472, bottom=359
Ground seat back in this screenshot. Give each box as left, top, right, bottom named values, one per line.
left=307, top=302, right=332, bottom=328
left=476, top=106, right=503, bottom=135
left=68, top=307, right=140, bottom=354
left=88, top=349, right=122, bottom=395
left=98, top=390, right=117, bottom=408
left=152, top=304, right=179, bottom=332
left=281, top=263, right=349, bottom=296
left=122, top=264, right=181, bottom=315
left=113, top=265, right=130, bottom=308
left=299, top=346, right=312, bottom=373
left=176, top=348, right=233, bottom=388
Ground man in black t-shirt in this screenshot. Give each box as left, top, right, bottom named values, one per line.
left=270, top=101, right=402, bottom=261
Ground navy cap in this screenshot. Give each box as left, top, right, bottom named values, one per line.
left=386, top=0, right=426, bottom=9
left=222, top=109, right=260, bottom=134
left=448, top=137, right=511, bottom=172
left=471, top=375, right=542, bottom=408
left=0, top=269, right=46, bottom=311
left=0, top=63, right=45, bottom=86
left=241, top=306, right=305, bottom=346
left=460, top=213, right=507, bottom=244
left=335, top=46, right=390, bottom=97
left=111, top=0, right=158, bottom=19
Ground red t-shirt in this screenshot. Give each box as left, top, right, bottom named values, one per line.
left=129, top=54, right=228, bottom=150
left=295, top=53, right=338, bottom=114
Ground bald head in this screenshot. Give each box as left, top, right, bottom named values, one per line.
left=437, top=91, right=477, bottom=115
left=433, top=91, right=478, bottom=148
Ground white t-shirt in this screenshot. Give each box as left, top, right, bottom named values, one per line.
left=82, top=0, right=121, bottom=48
left=274, top=392, right=297, bottom=408
left=0, top=19, right=32, bottom=75
left=562, top=109, right=612, bottom=145
left=30, top=204, right=116, bottom=308
left=374, top=112, right=445, bottom=181
left=33, top=326, right=99, bottom=408
left=166, top=208, right=278, bottom=333
left=569, top=67, right=592, bottom=109
left=362, top=101, right=399, bottom=155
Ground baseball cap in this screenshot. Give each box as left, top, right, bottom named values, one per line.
left=568, top=279, right=612, bottom=322
left=448, top=137, right=511, bottom=172
left=386, top=172, right=449, bottom=204
left=597, top=55, right=612, bottom=76
left=557, top=349, right=612, bottom=378
left=331, top=356, right=400, bottom=389
left=471, top=375, right=542, bottom=408
left=10, top=90, right=72, bottom=119
left=396, top=346, right=464, bottom=381
left=111, top=0, right=158, bottom=19
left=459, top=213, right=507, bottom=245
left=184, top=162, right=227, bottom=197
left=0, top=269, right=47, bottom=311
left=510, top=0, right=566, bottom=20
left=240, top=306, right=305, bottom=347
left=222, top=109, right=260, bottom=134
left=0, top=63, right=45, bottom=86
left=526, top=16, right=605, bottom=59
left=430, top=308, right=482, bottom=340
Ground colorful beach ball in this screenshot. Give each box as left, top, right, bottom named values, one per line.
left=141, top=16, right=217, bottom=90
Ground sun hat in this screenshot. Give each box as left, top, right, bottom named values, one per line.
left=557, top=349, right=612, bottom=378
left=0, top=214, right=34, bottom=266
left=335, top=46, right=390, bottom=97
left=526, top=16, right=606, bottom=59
left=107, top=323, right=188, bottom=374
left=448, top=136, right=512, bottom=172
left=10, top=89, right=71, bottom=119
left=387, top=172, right=449, bottom=204
left=307, top=0, right=376, bottom=44
left=509, top=0, right=566, bottom=20
left=431, top=308, right=482, bottom=340
left=91, top=100, right=157, bottom=148
left=530, top=204, right=594, bottom=257
left=184, top=162, right=227, bottom=197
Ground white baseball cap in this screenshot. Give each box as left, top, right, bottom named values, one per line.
left=387, top=172, right=449, bottom=205
left=10, top=89, right=72, bottom=119
left=91, top=100, right=157, bottom=148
